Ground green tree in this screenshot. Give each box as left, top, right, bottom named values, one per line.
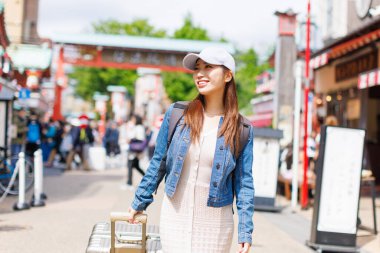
left=71, top=19, right=166, bottom=101
left=70, top=67, right=138, bottom=100
left=235, top=48, right=269, bottom=112
left=92, top=19, right=167, bottom=37
left=173, top=14, right=211, bottom=41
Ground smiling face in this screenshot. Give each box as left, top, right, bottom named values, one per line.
left=193, top=59, right=232, bottom=96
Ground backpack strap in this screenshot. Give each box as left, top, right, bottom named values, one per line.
left=167, top=101, right=189, bottom=146
left=238, top=115, right=252, bottom=157
left=167, top=102, right=251, bottom=157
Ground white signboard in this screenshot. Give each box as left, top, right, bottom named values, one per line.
left=252, top=137, right=280, bottom=198
left=317, top=127, right=365, bottom=234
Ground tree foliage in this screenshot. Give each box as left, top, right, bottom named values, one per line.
left=235, top=48, right=269, bottom=112
left=173, top=14, right=211, bottom=41
left=92, top=19, right=167, bottom=37
left=161, top=72, right=198, bottom=102
left=70, top=67, right=138, bottom=100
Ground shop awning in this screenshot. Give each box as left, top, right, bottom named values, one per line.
left=250, top=113, right=273, bottom=128
left=311, top=29, right=380, bottom=70
left=329, top=29, right=380, bottom=59
left=310, top=52, right=329, bottom=69
left=358, top=68, right=380, bottom=89
left=7, top=44, right=52, bottom=71
left=311, top=16, right=380, bottom=70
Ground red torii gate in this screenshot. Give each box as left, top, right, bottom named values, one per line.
left=51, top=33, right=235, bottom=120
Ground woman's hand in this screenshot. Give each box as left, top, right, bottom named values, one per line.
left=126, top=206, right=142, bottom=224
left=237, top=242, right=251, bottom=253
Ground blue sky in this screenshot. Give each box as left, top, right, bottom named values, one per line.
left=38, top=0, right=307, bottom=57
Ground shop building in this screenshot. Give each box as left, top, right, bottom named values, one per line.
left=0, top=1, right=16, bottom=149
left=311, top=16, right=380, bottom=183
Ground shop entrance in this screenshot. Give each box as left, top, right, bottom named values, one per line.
left=366, top=85, right=380, bottom=184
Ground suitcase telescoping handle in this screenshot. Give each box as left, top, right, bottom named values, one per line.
left=110, top=212, right=147, bottom=253
left=110, top=212, right=147, bottom=223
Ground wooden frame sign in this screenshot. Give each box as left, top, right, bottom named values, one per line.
left=307, top=126, right=365, bottom=252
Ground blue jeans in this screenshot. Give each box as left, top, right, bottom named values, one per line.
left=11, top=144, right=22, bottom=168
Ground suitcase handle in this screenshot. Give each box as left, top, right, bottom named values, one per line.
left=110, top=212, right=147, bottom=253
left=110, top=212, right=147, bottom=224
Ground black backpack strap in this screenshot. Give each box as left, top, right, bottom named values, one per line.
left=167, top=101, right=189, bottom=146
left=238, top=115, right=252, bottom=157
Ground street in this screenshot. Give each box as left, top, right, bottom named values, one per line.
left=1, top=163, right=379, bottom=253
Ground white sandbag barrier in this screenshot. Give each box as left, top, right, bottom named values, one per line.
left=31, top=149, right=45, bottom=207
left=89, top=146, right=107, bottom=171
left=13, top=152, right=30, bottom=211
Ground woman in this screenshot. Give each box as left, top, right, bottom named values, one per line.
left=126, top=114, right=146, bottom=187
left=103, top=121, right=120, bottom=156
left=127, top=47, right=254, bottom=253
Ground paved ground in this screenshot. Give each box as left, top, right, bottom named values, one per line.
left=0, top=164, right=379, bottom=253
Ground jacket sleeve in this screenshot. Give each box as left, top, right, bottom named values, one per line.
left=234, top=126, right=255, bottom=244
left=131, top=104, right=174, bottom=211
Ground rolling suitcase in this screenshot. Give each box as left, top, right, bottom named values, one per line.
left=86, top=212, right=162, bottom=253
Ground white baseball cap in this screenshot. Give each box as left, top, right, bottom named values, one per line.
left=183, top=47, right=235, bottom=75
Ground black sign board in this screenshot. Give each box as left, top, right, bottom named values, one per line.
left=307, top=126, right=365, bottom=252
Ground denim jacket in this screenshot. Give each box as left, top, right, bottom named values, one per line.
left=131, top=103, right=255, bottom=244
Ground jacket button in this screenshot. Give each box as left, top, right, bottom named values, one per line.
left=216, top=163, right=220, bottom=169
left=213, top=182, right=218, bottom=187
left=219, top=145, right=224, bottom=150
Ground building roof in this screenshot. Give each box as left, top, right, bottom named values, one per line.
left=312, top=16, right=380, bottom=57
left=7, top=44, right=53, bottom=70
left=51, top=33, right=235, bottom=54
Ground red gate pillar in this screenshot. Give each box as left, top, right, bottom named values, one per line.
left=53, top=47, right=65, bottom=120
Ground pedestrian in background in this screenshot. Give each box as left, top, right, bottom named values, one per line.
left=125, top=114, right=146, bottom=188
left=59, top=123, right=73, bottom=165
left=66, top=114, right=94, bottom=171
left=127, top=47, right=254, bottom=253
left=25, top=111, right=42, bottom=158
left=103, top=121, right=120, bottom=156
left=11, top=108, right=28, bottom=158
left=147, top=115, right=164, bottom=159
left=45, top=119, right=59, bottom=167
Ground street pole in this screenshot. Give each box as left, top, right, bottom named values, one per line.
left=301, top=0, right=311, bottom=209
left=292, top=61, right=303, bottom=210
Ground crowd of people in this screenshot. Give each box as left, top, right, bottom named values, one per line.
left=10, top=107, right=160, bottom=181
